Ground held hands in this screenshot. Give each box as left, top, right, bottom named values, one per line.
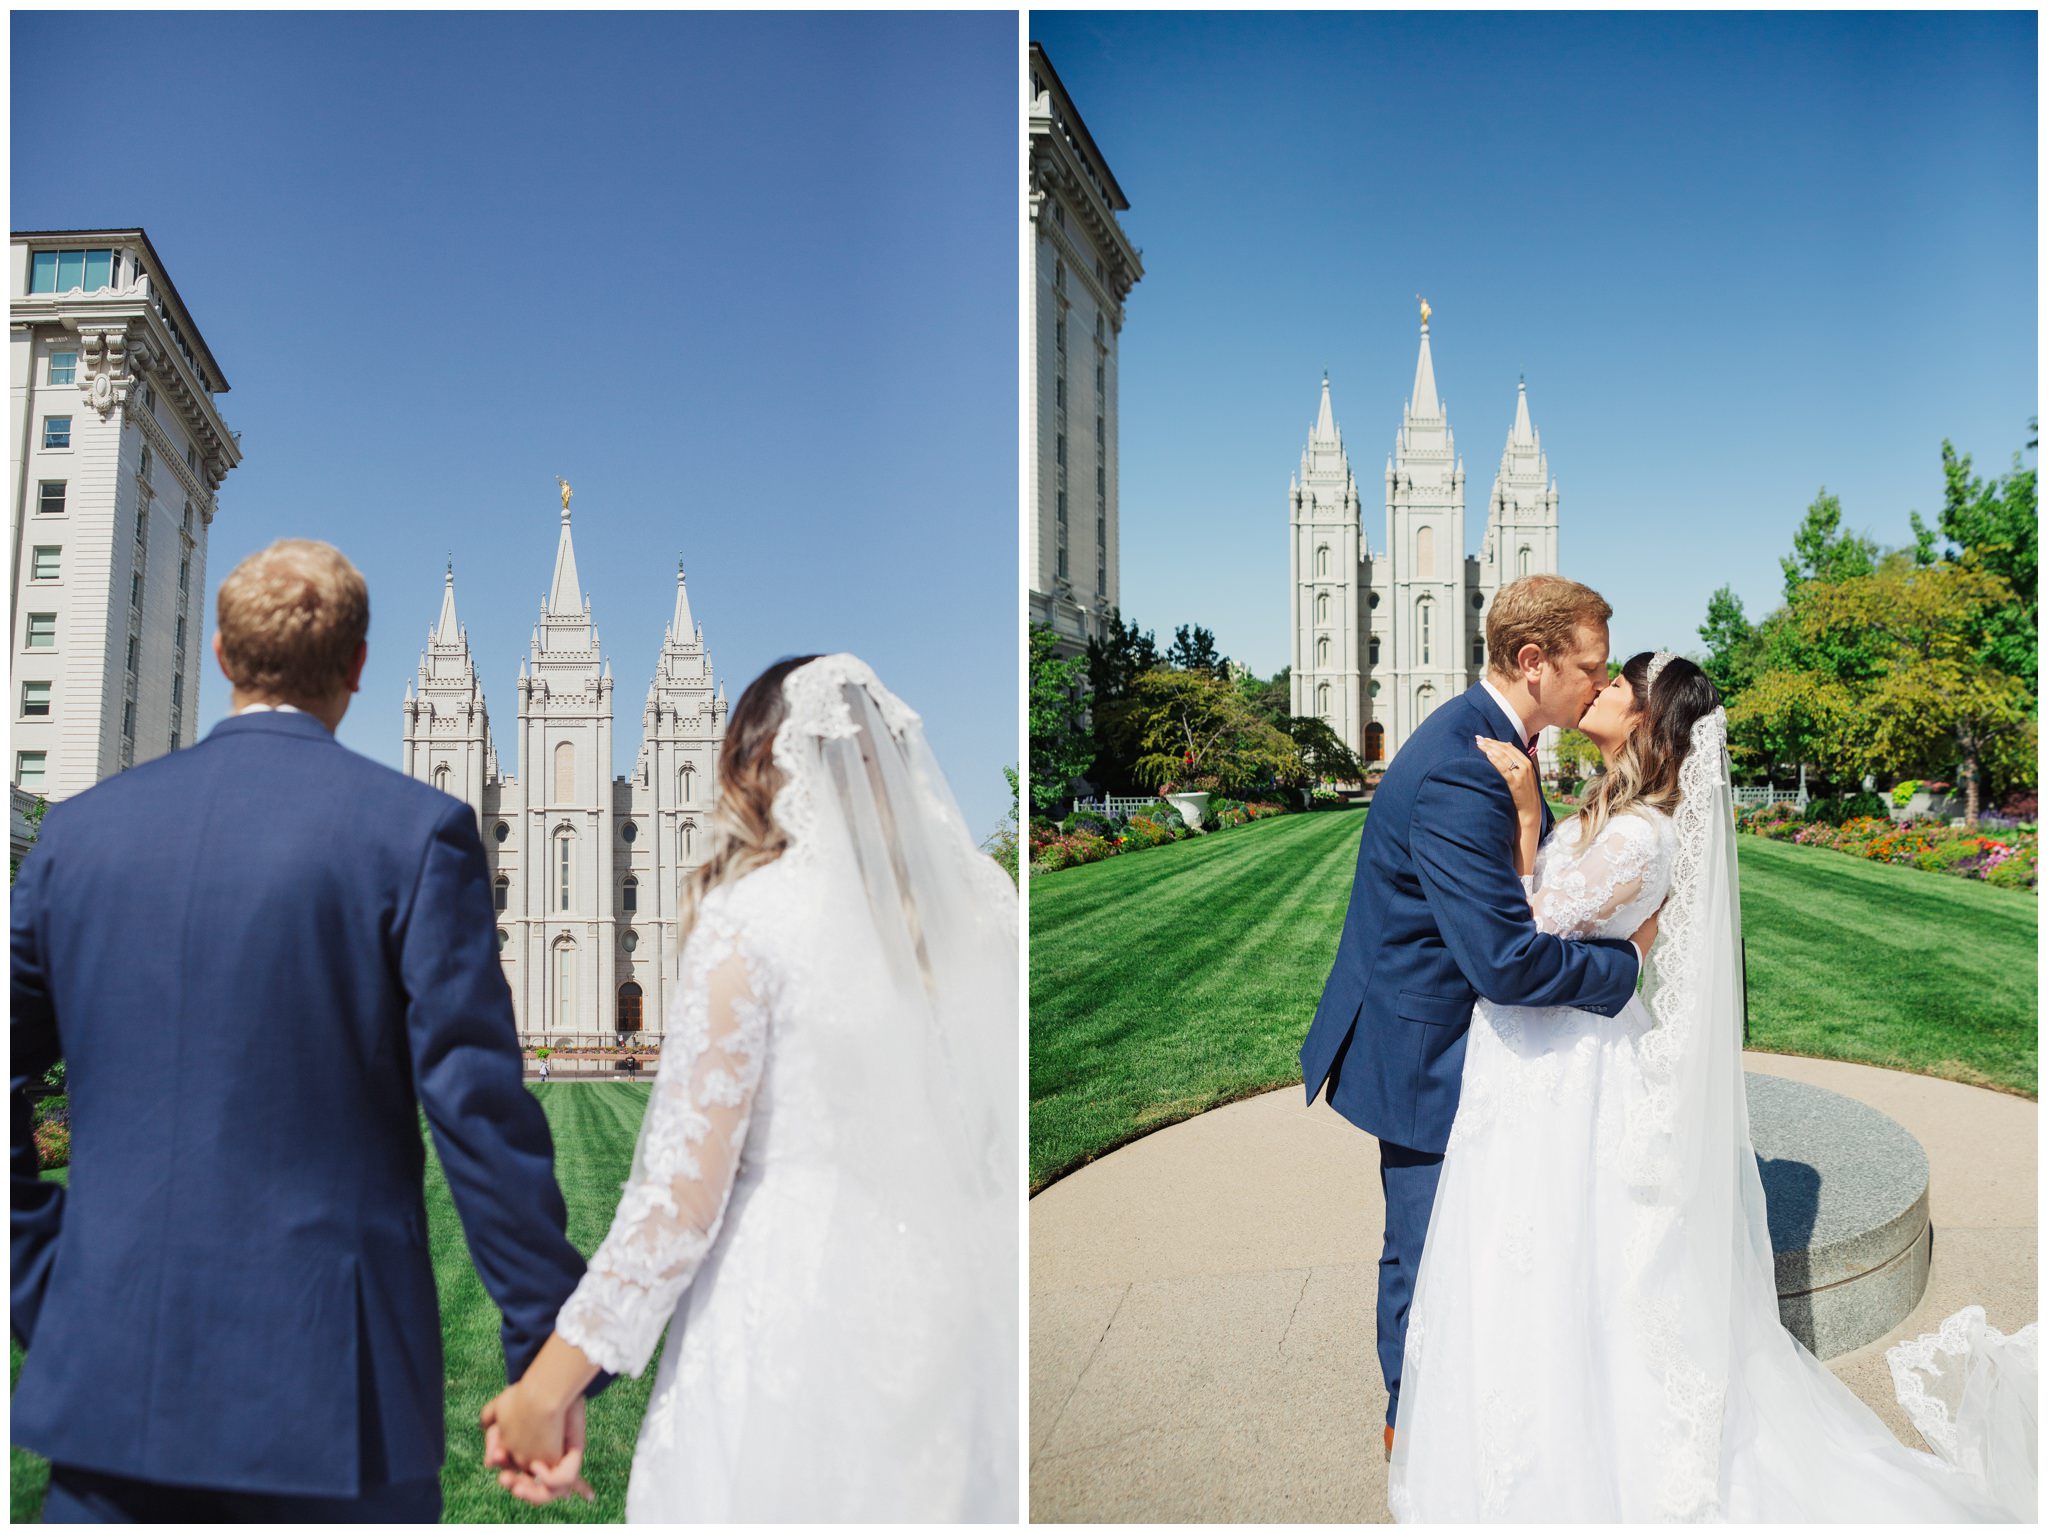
left=1473, top=736, right=1541, bottom=823
left=481, top=1383, right=595, bottom=1507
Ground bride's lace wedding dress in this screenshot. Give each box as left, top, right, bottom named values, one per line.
left=552, top=658, right=1018, bottom=1521
left=1389, top=714, right=2036, bottom=1522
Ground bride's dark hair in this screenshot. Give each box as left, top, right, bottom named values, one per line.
left=677, top=654, right=823, bottom=944
left=1577, top=652, right=1721, bottom=842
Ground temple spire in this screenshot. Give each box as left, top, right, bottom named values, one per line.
left=547, top=488, right=583, bottom=615
left=1312, top=372, right=1337, bottom=443
left=1410, top=304, right=1440, bottom=419
left=672, top=557, right=694, bottom=640
left=435, top=558, right=460, bottom=642
left=1512, top=375, right=1534, bottom=446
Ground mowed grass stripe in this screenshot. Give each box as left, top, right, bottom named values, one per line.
left=1029, top=811, right=1364, bottom=1187
left=1028, top=810, right=2035, bottom=1189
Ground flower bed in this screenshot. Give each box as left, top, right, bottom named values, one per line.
left=31, top=1097, right=68, bottom=1170
left=1737, top=802, right=2037, bottom=890
left=1031, top=796, right=1293, bottom=875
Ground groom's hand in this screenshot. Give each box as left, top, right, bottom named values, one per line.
left=483, top=1387, right=595, bottom=1505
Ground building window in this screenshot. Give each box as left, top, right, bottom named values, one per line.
left=1416, top=525, right=1435, bottom=580
left=30, top=547, right=60, bottom=582
left=556, top=830, right=574, bottom=912
left=122, top=700, right=135, bottom=739
left=25, top=614, right=56, bottom=649
left=495, top=876, right=510, bottom=912
left=183, top=500, right=194, bottom=534
left=1417, top=684, right=1437, bottom=719
left=15, top=752, right=47, bottom=789
left=178, top=558, right=189, bottom=593
left=494, top=821, right=510, bottom=843
left=127, top=636, right=139, bottom=673
left=1366, top=722, right=1385, bottom=762
left=1369, top=590, right=1381, bottom=610
left=1316, top=591, right=1329, bottom=624
left=132, top=572, right=144, bottom=607
left=175, top=616, right=186, bottom=652
left=1316, top=682, right=1330, bottom=717
left=1518, top=546, right=1532, bottom=579
left=28, top=248, right=115, bottom=293
left=621, top=820, right=638, bottom=844
left=1472, top=637, right=1486, bottom=667
left=554, top=941, right=577, bottom=1030
left=622, top=875, right=638, bottom=913
left=433, top=764, right=450, bottom=794
left=622, top=930, right=638, bottom=953
left=139, top=445, right=152, bottom=483
left=41, top=417, right=71, bottom=450
left=682, top=820, right=696, bottom=858
left=617, top=981, right=644, bottom=1035
left=1054, top=257, right=1066, bottom=293
left=47, top=352, right=77, bottom=385
left=1419, top=601, right=1432, bottom=666
left=171, top=673, right=182, bottom=707
left=1369, top=637, right=1381, bottom=666
left=498, top=928, right=510, bottom=951
left=554, top=741, right=575, bottom=801
left=1316, top=545, right=1329, bottom=578
left=1471, top=592, right=1484, bottom=611
left=37, top=481, right=65, bottom=516
left=186, top=444, right=199, bottom=475
left=21, top=681, right=52, bottom=717
left=1055, top=313, right=1065, bottom=350
left=1370, top=680, right=1382, bottom=697
left=1317, top=636, right=1330, bottom=667
left=680, top=762, right=696, bottom=802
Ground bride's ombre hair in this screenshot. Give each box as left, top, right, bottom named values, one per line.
left=1577, top=652, right=1721, bottom=843
left=677, top=654, right=823, bottom=945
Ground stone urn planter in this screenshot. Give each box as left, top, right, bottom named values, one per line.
left=1163, top=791, right=1210, bottom=831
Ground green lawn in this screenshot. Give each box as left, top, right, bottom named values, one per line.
left=1029, top=808, right=2037, bottom=1189
left=11, top=1083, right=654, bottom=1523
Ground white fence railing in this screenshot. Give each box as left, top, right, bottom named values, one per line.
left=1733, top=787, right=1809, bottom=809
left=1070, top=795, right=1157, bottom=820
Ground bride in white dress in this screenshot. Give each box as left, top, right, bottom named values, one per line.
left=1389, top=650, right=2036, bottom=1522
left=481, top=653, right=1018, bottom=1520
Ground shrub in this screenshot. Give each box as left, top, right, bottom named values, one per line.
left=1890, top=779, right=1921, bottom=809
left=1065, top=831, right=1113, bottom=866
left=534, top=1046, right=552, bottom=1060
left=1998, top=790, right=2037, bottom=822
left=1032, top=842, right=1075, bottom=874
left=1802, top=797, right=1844, bottom=826
left=1310, top=788, right=1345, bottom=810
left=32, top=1096, right=68, bottom=1169
left=1841, top=792, right=1889, bottom=822
left=1986, top=845, right=2039, bottom=889
left=1061, top=808, right=1121, bottom=837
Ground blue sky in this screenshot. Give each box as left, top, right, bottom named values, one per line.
left=13, top=11, right=1017, bottom=838
left=1032, top=11, right=2037, bottom=675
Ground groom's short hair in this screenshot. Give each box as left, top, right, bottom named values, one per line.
left=1485, top=574, right=1611, bottom=678
left=216, top=539, right=370, bottom=702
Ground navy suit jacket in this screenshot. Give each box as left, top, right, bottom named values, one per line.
left=11, top=710, right=596, bottom=1497
left=1299, top=683, right=1640, bottom=1154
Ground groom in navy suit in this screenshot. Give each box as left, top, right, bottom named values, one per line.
left=1299, top=575, right=1659, bottom=1457
left=11, top=540, right=602, bottom=1521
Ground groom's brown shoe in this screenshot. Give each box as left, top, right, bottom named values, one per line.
left=1384, top=1424, right=1395, bottom=1461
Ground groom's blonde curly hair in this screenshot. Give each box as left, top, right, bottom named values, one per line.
left=215, top=539, right=369, bottom=702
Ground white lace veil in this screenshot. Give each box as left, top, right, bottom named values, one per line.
left=742, top=654, right=1019, bottom=1517
left=1633, top=696, right=2034, bottom=1519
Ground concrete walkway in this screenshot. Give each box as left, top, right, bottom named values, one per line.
left=1029, top=1053, right=2037, bottom=1523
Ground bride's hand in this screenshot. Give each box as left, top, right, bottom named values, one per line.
left=482, top=1386, right=594, bottom=1505
left=1474, top=736, right=1541, bottom=819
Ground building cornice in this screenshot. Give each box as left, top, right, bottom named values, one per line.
left=1029, top=130, right=1144, bottom=308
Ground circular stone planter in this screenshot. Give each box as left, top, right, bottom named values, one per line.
left=1163, top=791, right=1210, bottom=830
left=1746, top=1072, right=1932, bottom=1360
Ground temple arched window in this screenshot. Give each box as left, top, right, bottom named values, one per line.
left=554, top=827, right=574, bottom=912
left=1316, top=636, right=1330, bottom=667
left=1418, top=599, right=1433, bottom=666
left=622, top=875, right=638, bottom=914
left=1517, top=545, right=1531, bottom=579
left=1416, top=525, right=1435, bottom=580
left=1316, top=591, right=1329, bottom=624
left=1316, top=682, right=1330, bottom=717
left=554, top=741, right=575, bottom=802
left=1316, top=545, right=1329, bottom=578
left=494, top=875, right=509, bottom=913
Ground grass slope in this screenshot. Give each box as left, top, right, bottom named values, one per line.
left=1029, top=809, right=2037, bottom=1188
left=11, top=1084, right=652, bottom=1524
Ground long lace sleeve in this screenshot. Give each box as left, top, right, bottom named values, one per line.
left=555, top=912, right=772, bottom=1378
left=1527, top=813, right=1664, bottom=939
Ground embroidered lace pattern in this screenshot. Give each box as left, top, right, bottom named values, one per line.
left=556, top=885, right=775, bottom=1377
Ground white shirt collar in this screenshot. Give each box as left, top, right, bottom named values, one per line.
left=234, top=702, right=304, bottom=715
left=1479, top=678, right=1530, bottom=746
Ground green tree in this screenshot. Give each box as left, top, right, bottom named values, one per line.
left=1084, top=608, right=1159, bottom=707
left=1237, top=665, right=1293, bottom=726
left=1779, top=488, right=1879, bottom=601
left=9, top=794, right=47, bottom=884
left=982, top=766, right=1020, bottom=883
left=1284, top=714, right=1366, bottom=787
left=1551, top=728, right=1604, bottom=785
left=1166, top=623, right=1224, bottom=677
left=1028, top=625, right=1094, bottom=816
left=1103, top=669, right=1298, bottom=796
left=1908, top=433, right=2037, bottom=695
left=1697, top=585, right=1761, bottom=701
left=1743, top=562, right=2033, bottom=821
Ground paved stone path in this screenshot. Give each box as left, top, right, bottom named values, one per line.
left=1029, top=1053, right=2036, bottom=1523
